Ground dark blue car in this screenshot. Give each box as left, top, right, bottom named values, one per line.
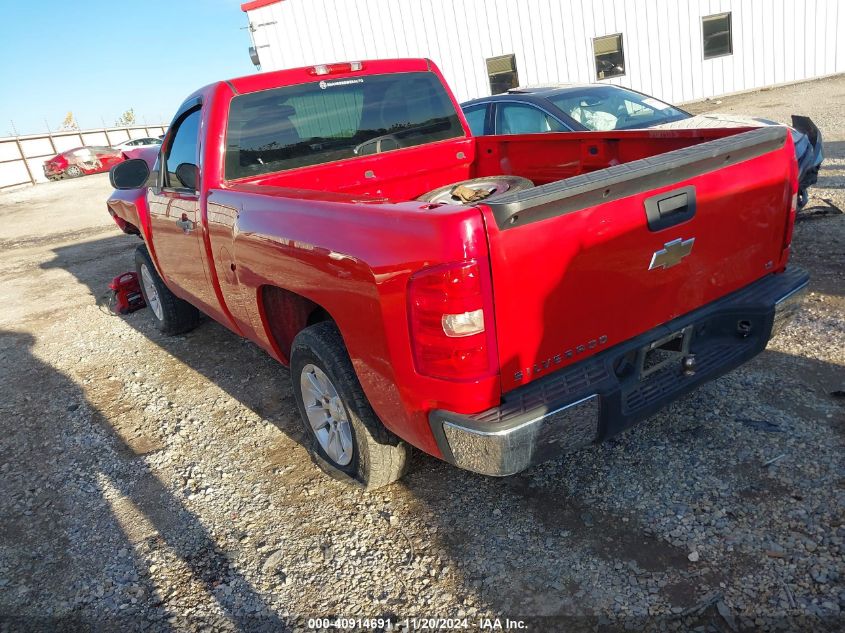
left=462, top=84, right=823, bottom=208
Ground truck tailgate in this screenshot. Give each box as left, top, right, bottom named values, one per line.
left=480, top=127, right=796, bottom=392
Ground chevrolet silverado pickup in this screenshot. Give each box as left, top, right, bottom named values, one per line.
left=107, top=58, right=808, bottom=488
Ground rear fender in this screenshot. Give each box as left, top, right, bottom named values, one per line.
left=223, top=188, right=500, bottom=457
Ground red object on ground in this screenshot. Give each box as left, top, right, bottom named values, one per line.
left=109, top=272, right=145, bottom=315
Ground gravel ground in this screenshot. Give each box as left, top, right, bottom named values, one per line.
left=0, top=77, right=843, bottom=633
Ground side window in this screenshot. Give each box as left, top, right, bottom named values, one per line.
left=463, top=105, right=487, bottom=135
left=496, top=104, right=565, bottom=135
left=164, top=107, right=201, bottom=190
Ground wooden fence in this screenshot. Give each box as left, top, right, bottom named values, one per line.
left=0, top=124, right=167, bottom=189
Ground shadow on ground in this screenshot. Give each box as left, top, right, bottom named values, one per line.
left=0, top=329, right=292, bottom=631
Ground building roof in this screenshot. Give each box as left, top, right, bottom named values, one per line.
left=241, top=0, right=283, bottom=12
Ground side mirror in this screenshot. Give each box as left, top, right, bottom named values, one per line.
left=175, top=163, right=199, bottom=190
left=110, top=158, right=150, bottom=190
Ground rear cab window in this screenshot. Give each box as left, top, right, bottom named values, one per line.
left=224, top=71, right=464, bottom=180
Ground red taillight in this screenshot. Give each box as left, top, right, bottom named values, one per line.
left=309, top=61, right=364, bottom=76
left=408, top=260, right=496, bottom=381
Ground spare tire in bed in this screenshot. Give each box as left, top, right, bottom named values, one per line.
left=416, top=176, right=534, bottom=205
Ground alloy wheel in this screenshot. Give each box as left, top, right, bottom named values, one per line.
left=299, top=363, right=354, bottom=466
left=140, top=263, right=164, bottom=321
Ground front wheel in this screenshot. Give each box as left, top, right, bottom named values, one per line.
left=64, top=165, right=83, bottom=178
left=290, top=321, right=410, bottom=488
left=135, top=245, right=200, bottom=335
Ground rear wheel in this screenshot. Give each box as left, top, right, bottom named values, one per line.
left=291, top=321, right=409, bottom=488
left=134, top=245, right=200, bottom=335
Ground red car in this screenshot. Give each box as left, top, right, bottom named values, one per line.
left=43, top=146, right=124, bottom=180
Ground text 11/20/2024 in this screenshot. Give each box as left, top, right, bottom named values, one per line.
left=307, top=617, right=528, bottom=630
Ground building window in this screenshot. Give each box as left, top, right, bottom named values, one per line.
left=703, top=12, right=733, bottom=59
left=486, top=54, right=519, bottom=95
left=593, top=34, right=625, bottom=80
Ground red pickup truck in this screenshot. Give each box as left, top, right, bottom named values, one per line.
left=107, top=58, right=808, bottom=488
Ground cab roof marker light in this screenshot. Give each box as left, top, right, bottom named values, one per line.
left=309, top=62, right=366, bottom=76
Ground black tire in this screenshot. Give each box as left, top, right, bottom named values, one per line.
left=64, top=165, right=83, bottom=178
left=290, top=321, right=410, bottom=489
left=416, top=175, right=534, bottom=205
left=134, top=245, right=200, bottom=335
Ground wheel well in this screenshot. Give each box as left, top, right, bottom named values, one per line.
left=122, top=221, right=141, bottom=236
left=260, top=285, right=333, bottom=361
left=307, top=307, right=332, bottom=326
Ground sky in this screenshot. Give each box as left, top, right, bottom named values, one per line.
left=0, top=0, right=255, bottom=136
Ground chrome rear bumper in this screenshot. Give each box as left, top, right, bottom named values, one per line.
left=430, top=267, right=809, bottom=477
left=435, top=395, right=599, bottom=477
left=772, top=281, right=808, bottom=336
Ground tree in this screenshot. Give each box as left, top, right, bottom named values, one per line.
left=58, top=111, right=79, bottom=131
left=114, top=108, right=136, bottom=127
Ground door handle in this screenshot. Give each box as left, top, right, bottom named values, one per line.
left=644, top=186, right=697, bottom=231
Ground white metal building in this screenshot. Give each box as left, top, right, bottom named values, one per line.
left=240, top=0, right=845, bottom=105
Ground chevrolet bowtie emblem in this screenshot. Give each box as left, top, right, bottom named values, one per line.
left=649, top=237, right=695, bottom=270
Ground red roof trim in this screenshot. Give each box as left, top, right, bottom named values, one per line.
left=241, top=0, right=283, bottom=12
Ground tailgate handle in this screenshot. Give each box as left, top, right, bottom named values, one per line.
left=645, top=186, right=696, bottom=231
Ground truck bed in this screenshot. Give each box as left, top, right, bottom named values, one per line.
left=218, top=125, right=796, bottom=394
left=224, top=126, right=763, bottom=203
